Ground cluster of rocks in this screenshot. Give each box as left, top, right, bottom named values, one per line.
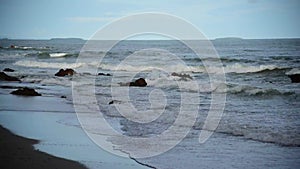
left=1, top=68, right=40, bottom=96
left=3, top=65, right=300, bottom=100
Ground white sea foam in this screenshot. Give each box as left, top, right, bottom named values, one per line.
left=14, top=58, right=282, bottom=75
left=99, top=63, right=200, bottom=73
left=10, top=46, right=50, bottom=50
left=223, top=63, right=279, bottom=73
left=17, top=46, right=33, bottom=50
left=49, top=52, right=69, bottom=58
left=226, top=85, right=290, bottom=95
left=98, top=63, right=282, bottom=74
left=146, top=73, right=293, bottom=95
left=14, top=60, right=84, bottom=69
left=286, top=68, right=300, bottom=75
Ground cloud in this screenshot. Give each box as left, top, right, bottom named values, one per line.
left=66, top=16, right=116, bottom=23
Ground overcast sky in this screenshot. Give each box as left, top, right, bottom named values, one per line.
left=0, top=0, right=299, bottom=39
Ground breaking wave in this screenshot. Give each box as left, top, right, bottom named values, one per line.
left=14, top=60, right=85, bottom=69
left=225, top=84, right=294, bottom=96
left=3, top=45, right=51, bottom=51
left=25, top=52, right=77, bottom=58
left=286, top=68, right=300, bottom=75
left=99, top=63, right=285, bottom=74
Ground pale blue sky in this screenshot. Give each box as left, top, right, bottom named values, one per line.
left=0, top=0, right=299, bottom=39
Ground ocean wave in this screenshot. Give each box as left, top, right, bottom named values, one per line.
left=99, top=63, right=285, bottom=74
left=271, top=56, right=294, bottom=61
left=15, top=46, right=34, bottom=50
left=146, top=73, right=294, bottom=96
left=222, top=64, right=284, bottom=74
left=225, top=84, right=294, bottom=96
left=3, top=45, right=51, bottom=51
left=14, top=60, right=84, bottom=69
left=25, top=52, right=77, bottom=58
left=49, top=52, right=70, bottom=58
left=99, top=63, right=201, bottom=72
left=243, top=49, right=263, bottom=52
left=214, top=126, right=300, bottom=147
left=184, top=57, right=255, bottom=63
left=286, top=68, right=300, bottom=75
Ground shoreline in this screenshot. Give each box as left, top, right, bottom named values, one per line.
left=0, top=125, right=87, bottom=169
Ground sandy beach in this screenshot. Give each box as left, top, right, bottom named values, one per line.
left=0, top=125, right=87, bottom=169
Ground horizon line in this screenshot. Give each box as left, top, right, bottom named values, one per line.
left=1, top=37, right=300, bottom=41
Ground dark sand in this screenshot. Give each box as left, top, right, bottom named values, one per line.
left=0, top=125, right=87, bottom=169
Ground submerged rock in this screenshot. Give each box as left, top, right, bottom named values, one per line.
left=119, top=78, right=147, bottom=87
left=0, top=72, right=20, bottom=81
left=3, top=68, right=15, bottom=72
left=55, top=69, right=76, bottom=77
left=129, top=78, right=147, bottom=87
left=10, top=87, right=41, bottom=96
left=288, top=74, right=300, bottom=83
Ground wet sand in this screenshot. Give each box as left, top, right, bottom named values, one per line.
left=0, top=125, right=87, bottom=169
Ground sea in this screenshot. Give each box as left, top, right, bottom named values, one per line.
left=0, top=38, right=299, bottom=168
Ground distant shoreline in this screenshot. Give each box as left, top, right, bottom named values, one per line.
left=1, top=37, right=300, bottom=41
left=0, top=125, right=87, bottom=169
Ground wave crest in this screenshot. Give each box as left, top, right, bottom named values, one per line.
left=14, top=60, right=84, bottom=69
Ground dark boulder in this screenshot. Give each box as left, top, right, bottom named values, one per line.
left=288, top=74, right=300, bottom=83
left=3, top=68, right=15, bottom=72
left=98, top=73, right=111, bottom=76
left=0, top=72, right=20, bottom=81
left=129, top=78, right=147, bottom=87
left=55, top=69, right=76, bottom=77
left=10, top=87, right=41, bottom=96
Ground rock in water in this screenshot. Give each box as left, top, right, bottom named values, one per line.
left=0, top=72, right=20, bottom=81
left=3, top=68, right=15, bottom=72
left=55, top=69, right=76, bottom=77
left=288, top=74, right=300, bottom=83
left=129, top=78, right=147, bottom=87
left=98, top=73, right=111, bottom=76
left=10, top=87, right=41, bottom=96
